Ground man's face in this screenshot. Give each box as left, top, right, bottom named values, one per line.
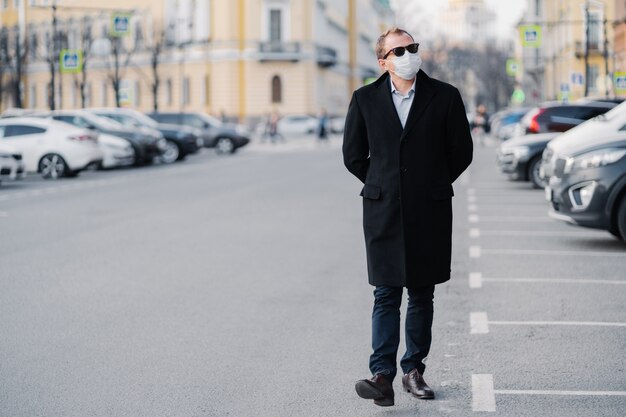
left=378, top=32, right=415, bottom=73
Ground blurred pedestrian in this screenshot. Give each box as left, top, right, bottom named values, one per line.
left=470, top=104, right=490, bottom=147
left=317, top=108, right=329, bottom=143
left=343, top=27, right=473, bottom=407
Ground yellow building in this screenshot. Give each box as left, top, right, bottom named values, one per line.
left=540, top=0, right=615, bottom=101
left=0, top=0, right=393, bottom=122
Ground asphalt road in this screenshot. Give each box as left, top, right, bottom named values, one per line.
left=1, top=135, right=624, bottom=416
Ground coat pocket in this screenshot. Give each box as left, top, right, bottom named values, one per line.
left=431, top=184, right=454, bottom=200
left=360, top=184, right=381, bottom=200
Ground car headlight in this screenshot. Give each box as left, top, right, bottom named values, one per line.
left=564, top=148, right=626, bottom=174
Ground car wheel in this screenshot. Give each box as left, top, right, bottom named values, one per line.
left=160, top=140, right=180, bottom=164
left=528, top=156, right=545, bottom=189
left=215, top=137, right=235, bottom=154
left=39, top=153, right=68, bottom=179
left=616, top=194, right=626, bottom=241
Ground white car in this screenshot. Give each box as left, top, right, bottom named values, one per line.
left=277, top=114, right=318, bottom=136
left=0, top=143, right=26, bottom=184
left=98, top=133, right=135, bottom=169
left=0, top=117, right=103, bottom=179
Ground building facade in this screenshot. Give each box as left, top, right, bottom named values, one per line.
left=520, top=0, right=615, bottom=102
left=0, top=0, right=393, bottom=122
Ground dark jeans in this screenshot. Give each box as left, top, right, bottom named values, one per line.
left=369, top=285, right=435, bottom=382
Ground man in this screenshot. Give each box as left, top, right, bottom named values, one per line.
left=342, top=28, right=473, bottom=407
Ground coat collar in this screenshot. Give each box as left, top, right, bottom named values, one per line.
left=372, top=70, right=436, bottom=138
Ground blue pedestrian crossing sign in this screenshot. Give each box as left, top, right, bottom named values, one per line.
left=59, top=49, right=83, bottom=74
left=110, top=13, right=131, bottom=37
left=520, top=25, right=542, bottom=48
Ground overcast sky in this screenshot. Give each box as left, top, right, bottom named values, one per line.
left=391, top=0, right=528, bottom=40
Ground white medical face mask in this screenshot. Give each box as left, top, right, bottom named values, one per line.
left=388, top=52, right=422, bottom=80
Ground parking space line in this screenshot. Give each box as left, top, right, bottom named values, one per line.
left=472, top=374, right=496, bottom=412
left=493, top=389, right=626, bottom=396
left=476, top=216, right=553, bottom=222
left=478, top=277, right=626, bottom=286
left=478, top=230, right=603, bottom=237
left=481, top=248, right=626, bottom=257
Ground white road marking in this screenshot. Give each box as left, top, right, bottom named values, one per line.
left=481, top=277, right=626, bottom=285
left=476, top=216, right=553, bottom=222
left=478, top=230, right=603, bottom=237
left=468, top=195, right=477, bottom=203
left=469, top=228, right=481, bottom=238
left=481, top=248, right=626, bottom=258
left=469, top=214, right=480, bottom=223
left=469, top=246, right=481, bottom=258
left=472, top=374, right=496, bottom=412
left=469, top=273, right=483, bottom=288
left=470, top=312, right=489, bottom=334
left=493, top=389, right=626, bottom=396
left=468, top=204, right=478, bottom=212
left=490, top=320, right=626, bottom=328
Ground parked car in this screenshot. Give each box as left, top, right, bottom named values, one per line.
left=146, top=112, right=250, bottom=154
left=276, top=114, right=318, bottom=136
left=88, top=108, right=202, bottom=163
left=0, top=143, right=26, bottom=185
left=543, top=102, right=626, bottom=240
left=497, top=132, right=560, bottom=188
left=0, top=117, right=103, bottom=179
left=517, top=101, right=617, bottom=135
left=98, top=134, right=135, bottom=169
left=490, top=107, right=531, bottom=141
left=39, top=110, right=165, bottom=165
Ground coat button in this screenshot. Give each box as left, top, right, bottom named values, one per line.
left=400, top=167, right=408, bottom=173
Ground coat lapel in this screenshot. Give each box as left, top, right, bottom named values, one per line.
left=373, top=72, right=403, bottom=133
left=400, top=70, right=435, bottom=140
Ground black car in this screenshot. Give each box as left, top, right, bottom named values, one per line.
left=544, top=104, right=626, bottom=241
left=88, top=108, right=202, bottom=164
left=43, top=110, right=165, bottom=165
left=496, top=132, right=560, bottom=188
left=519, top=101, right=617, bottom=135
left=146, top=112, right=250, bottom=154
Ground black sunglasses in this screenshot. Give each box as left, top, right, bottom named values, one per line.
left=382, top=43, right=419, bottom=59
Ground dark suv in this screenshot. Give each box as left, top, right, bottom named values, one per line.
left=519, top=101, right=617, bottom=134
left=146, top=112, right=250, bottom=154
left=544, top=104, right=626, bottom=241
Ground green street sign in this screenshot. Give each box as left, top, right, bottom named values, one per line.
left=520, top=25, right=542, bottom=48
left=511, top=88, right=525, bottom=104
left=110, top=13, right=131, bottom=37
left=59, top=49, right=83, bottom=74
left=506, top=59, right=520, bottom=76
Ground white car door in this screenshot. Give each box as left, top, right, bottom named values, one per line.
left=0, top=124, right=47, bottom=172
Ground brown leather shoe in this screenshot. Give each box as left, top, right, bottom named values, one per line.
left=355, top=374, right=395, bottom=406
left=402, top=369, right=435, bottom=399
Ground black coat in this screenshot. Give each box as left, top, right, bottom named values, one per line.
left=342, top=70, right=473, bottom=288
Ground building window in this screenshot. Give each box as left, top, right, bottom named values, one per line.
left=271, top=75, right=282, bottom=103
left=166, top=79, right=173, bottom=106
left=181, top=77, right=190, bottom=106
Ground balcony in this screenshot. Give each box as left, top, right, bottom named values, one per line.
left=316, top=45, right=337, bottom=68
left=258, top=41, right=302, bottom=62
left=574, top=40, right=604, bottom=58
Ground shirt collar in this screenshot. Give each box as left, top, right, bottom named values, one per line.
left=390, top=76, right=416, bottom=96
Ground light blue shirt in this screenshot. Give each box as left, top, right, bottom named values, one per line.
left=390, top=77, right=416, bottom=129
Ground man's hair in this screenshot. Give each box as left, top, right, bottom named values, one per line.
left=375, top=27, right=415, bottom=59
